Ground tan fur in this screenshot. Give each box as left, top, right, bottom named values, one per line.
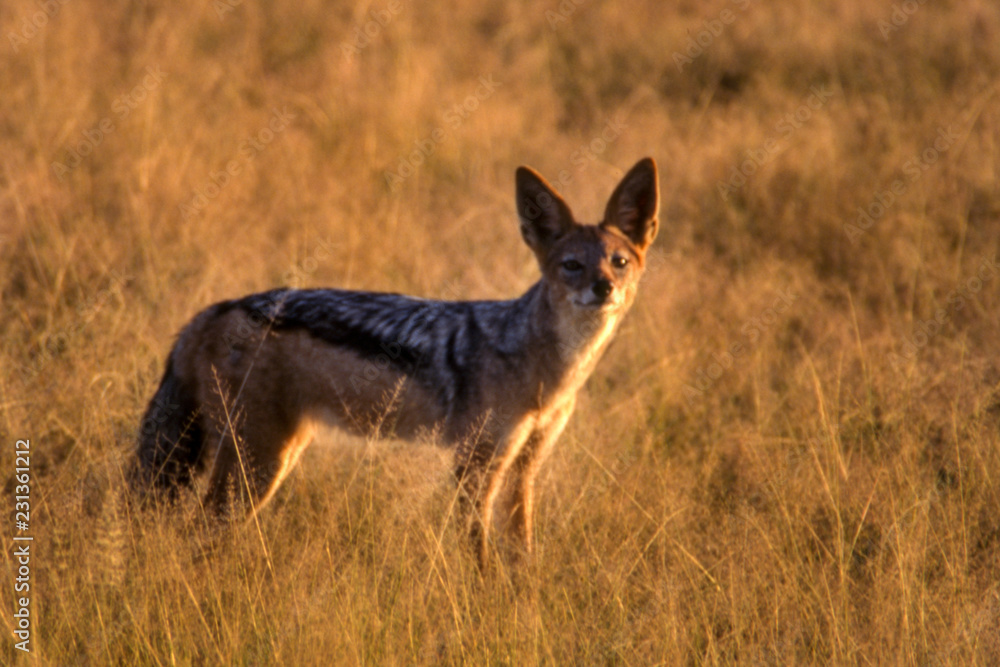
left=137, top=158, right=660, bottom=567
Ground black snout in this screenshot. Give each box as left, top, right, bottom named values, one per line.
left=592, top=279, right=613, bottom=301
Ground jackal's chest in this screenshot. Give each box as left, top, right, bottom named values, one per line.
left=553, top=311, right=621, bottom=394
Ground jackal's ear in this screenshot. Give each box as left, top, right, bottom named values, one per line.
left=602, top=157, right=659, bottom=251
left=516, top=166, right=575, bottom=259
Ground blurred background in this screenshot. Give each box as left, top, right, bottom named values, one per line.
left=2, top=0, right=999, bottom=663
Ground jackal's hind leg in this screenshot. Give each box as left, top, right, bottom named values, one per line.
left=202, top=415, right=315, bottom=520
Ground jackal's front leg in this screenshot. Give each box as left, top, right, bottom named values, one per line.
left=503, top=401, right=575, bottom=560
left=454, top=420, right=535, bottom=568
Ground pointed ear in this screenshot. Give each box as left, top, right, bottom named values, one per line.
left=601, top=157, right=659, bottom=251
left=516, top=166, right=575, bottom=260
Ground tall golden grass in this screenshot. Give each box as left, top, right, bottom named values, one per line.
left=2, top=0, right=999, bottom=663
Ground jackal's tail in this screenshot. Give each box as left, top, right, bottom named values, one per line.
left=131, top=351, right=205, bottom=503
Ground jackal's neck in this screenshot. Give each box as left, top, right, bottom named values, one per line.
left=516, top=279, right=623, bottom=396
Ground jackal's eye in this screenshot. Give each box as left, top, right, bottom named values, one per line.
left=561, top=259, right=583, bottom=272
left=611, top=256, right=628, bottom=269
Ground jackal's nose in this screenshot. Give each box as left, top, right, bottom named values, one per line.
left=592, top=279, right=613, bottom=301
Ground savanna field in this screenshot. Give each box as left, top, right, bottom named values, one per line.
left=2, top=0, right=1000, bottom=663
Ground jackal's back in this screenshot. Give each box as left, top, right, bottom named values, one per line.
left=220, top=286, right=547, bottom=418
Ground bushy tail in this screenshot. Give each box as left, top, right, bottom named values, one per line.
left=131, top=352, right=205, bottom=503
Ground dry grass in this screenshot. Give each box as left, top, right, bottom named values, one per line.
left=3, top=0, right=1000, bottom=663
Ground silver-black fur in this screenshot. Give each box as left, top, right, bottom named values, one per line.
left=131, top=157, right=660, bottom=567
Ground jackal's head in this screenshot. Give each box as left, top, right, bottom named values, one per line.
left=516, top=157, right=659, bottom=318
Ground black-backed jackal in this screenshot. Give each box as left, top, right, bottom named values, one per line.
left=134, top=158, right=659, bottom=566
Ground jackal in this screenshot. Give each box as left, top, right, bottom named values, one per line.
left=134, top=157, right=659, bottom=566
